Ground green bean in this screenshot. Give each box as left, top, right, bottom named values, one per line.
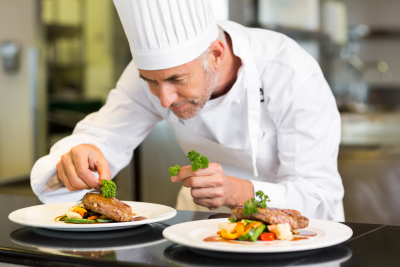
left=250, top=224, right=266, bottom=242
left=95, top=218, right=115, bottom=223
left=59, top=215, right=67, bottom=221
left=238, top=228, right=254, bottom=241
left=64, top=218, right=95, bottom=224
left=244, top=219, right=253, bottom=224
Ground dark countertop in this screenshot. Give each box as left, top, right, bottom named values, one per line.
left=1, top=194, right=399, bottom=267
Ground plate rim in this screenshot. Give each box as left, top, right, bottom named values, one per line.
left=9, top=200, right=177, bottom=231
left=162, top=218, right=353, bottom=253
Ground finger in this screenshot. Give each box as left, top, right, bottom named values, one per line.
left=70, top=148, right=101, bottom=191
left=191, top=187, right=224, bottom=199
left=61, top=154, right=91, bottom=190
left=174, top=163, right=222, bottom=182
left=57, top=160, right=78, bottom=191
left=182, top=175, right=223, bottom=188
left=171, top=165, right=193, bottom=182
left=95, top=156, right=112, bottom=183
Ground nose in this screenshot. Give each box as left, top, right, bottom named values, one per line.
left=159, top=84, right=178, bottom=108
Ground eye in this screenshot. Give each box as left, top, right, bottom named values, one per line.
left=146, top=80, right=157, bottom=84
left=173, top=79, right=183, bottom=83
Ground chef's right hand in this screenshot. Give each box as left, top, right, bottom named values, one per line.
left=56, top=144, right=111, bottom=192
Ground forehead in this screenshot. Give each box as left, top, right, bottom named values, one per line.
left=138, top=59, right=200, bottom=79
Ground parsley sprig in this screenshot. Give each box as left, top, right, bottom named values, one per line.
left=101, top=179, right=117, bottom=198
left=187, top=150, right=209, bottom=171
left=168, top=150, right=209, bottom=176
left=169, top=165, right=181, bottom=176
left=243, top=190, right=270, bottom=215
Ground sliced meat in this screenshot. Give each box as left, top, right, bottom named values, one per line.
left=231, top=206, right=309, bottom=229
left=83, top=193, right=132, bottom=222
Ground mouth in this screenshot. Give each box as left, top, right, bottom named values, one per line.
left=169, top=103, right=188, bottom=111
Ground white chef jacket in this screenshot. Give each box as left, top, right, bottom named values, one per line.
left=31, top=21, right=344, bottom=221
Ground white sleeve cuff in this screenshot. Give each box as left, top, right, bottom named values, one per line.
left=249, top=180, right=287, bottom=208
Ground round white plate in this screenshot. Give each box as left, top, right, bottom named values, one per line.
left=9, top=201, right=176, bottom=232
left=163, top=218, right=353, bottom=253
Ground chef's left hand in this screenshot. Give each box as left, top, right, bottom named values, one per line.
left=172, top=163, right=254, bottom=210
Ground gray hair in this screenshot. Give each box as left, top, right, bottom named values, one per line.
left=196, top=26, right=227, bottom=72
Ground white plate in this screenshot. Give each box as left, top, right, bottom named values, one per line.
left=9, top=201, right=176, bottom=232
left=163, top=218, right=353, bottom=253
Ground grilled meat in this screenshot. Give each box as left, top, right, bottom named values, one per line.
left=231, top=206, right=309, bottom=229
left=83, top=193, right=132, bottom=222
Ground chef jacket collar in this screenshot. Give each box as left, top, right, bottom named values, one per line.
left=217, top=21, right=262, bottom=177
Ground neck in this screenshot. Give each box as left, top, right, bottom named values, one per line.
left=211, top=32, right=242, bottom=99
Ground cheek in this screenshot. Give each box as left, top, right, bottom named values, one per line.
left=180, top=80, right=205, bottom=98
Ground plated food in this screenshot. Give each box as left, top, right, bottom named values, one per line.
left=9, top=201, right=177, bottom=232
left=163, top=218, right=353, bottom=253
left=163, top=190, right=352, bottom=253
left=209, top=190, right=312, bottom=242
left=214, top=206, right=317, bottom=245
left=214, top=206, right=313, bottom=243
left=56, top=193, right=147, bottom=224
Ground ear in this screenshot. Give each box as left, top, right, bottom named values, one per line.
left=208, top=39, right=225, bottom=70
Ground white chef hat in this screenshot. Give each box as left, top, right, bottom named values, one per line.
left=113, top=0, right=219, bottom=70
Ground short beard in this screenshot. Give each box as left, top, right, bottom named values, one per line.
left=172, top=68, right=218, bottom=120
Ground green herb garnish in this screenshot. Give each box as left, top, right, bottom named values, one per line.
left=168, top=150, right=209, bottom=176
left=101, top=179, right=117, bottom=198
left=188, top=150, right=209, bottom=171
left=243, top=190, right=270, bottom=215
left=228, top=217, right=238, bottom=223
left=169, top=165, right=181, bottom=176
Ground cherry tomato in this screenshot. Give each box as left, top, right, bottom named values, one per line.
left=259, top=232, right=275, bottom=241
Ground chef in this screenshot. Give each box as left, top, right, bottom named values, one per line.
left=31, top=0, right=344, bottom=221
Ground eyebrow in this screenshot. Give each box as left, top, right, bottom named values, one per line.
left=139, top=74, right=185, bottom=82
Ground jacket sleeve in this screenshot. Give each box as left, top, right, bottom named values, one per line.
left=250, top=72, right=344, bottom=221
left=30, top=61, right=162, bottom=203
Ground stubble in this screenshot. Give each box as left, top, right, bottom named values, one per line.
left=172, top=69, right=219, bottom=120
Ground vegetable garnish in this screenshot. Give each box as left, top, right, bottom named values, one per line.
left=168, top=150, right=209, bottom=176
left=187, top=150, right=209, bottom=171
left=243, top=190, right=270, bottom=215
left=169, top=165, right=181, bottom=176
left=228, top=217, right=238, bottom=223
left=101, top=179, right=117, bottom=198
left=260, top=232, right=275, bottom=241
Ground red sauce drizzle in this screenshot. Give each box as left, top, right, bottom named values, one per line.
left=132, top=216, right=147, bottom=221
left=291, top=237, right=309, bottom=241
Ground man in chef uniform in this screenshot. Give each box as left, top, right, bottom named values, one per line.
left=31, top=0, right=344, bottom=221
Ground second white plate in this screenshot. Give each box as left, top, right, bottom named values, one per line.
left=9, top=201, right=176, bottom=232
left=163, top=218, right=352, bottom=253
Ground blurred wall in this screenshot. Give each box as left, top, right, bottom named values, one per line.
left=341, top=0, right=400, bottom=86
left=84, top=0, right=117, bottom=101
left=42, top=0, right=118, bottom=101
left=0, top=0, right=46, bottom=183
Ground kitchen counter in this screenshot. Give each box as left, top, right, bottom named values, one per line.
left=2, top=194, right=399, bottom=267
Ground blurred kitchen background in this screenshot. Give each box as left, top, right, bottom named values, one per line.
left=1, top=0, right=400, bottom=225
